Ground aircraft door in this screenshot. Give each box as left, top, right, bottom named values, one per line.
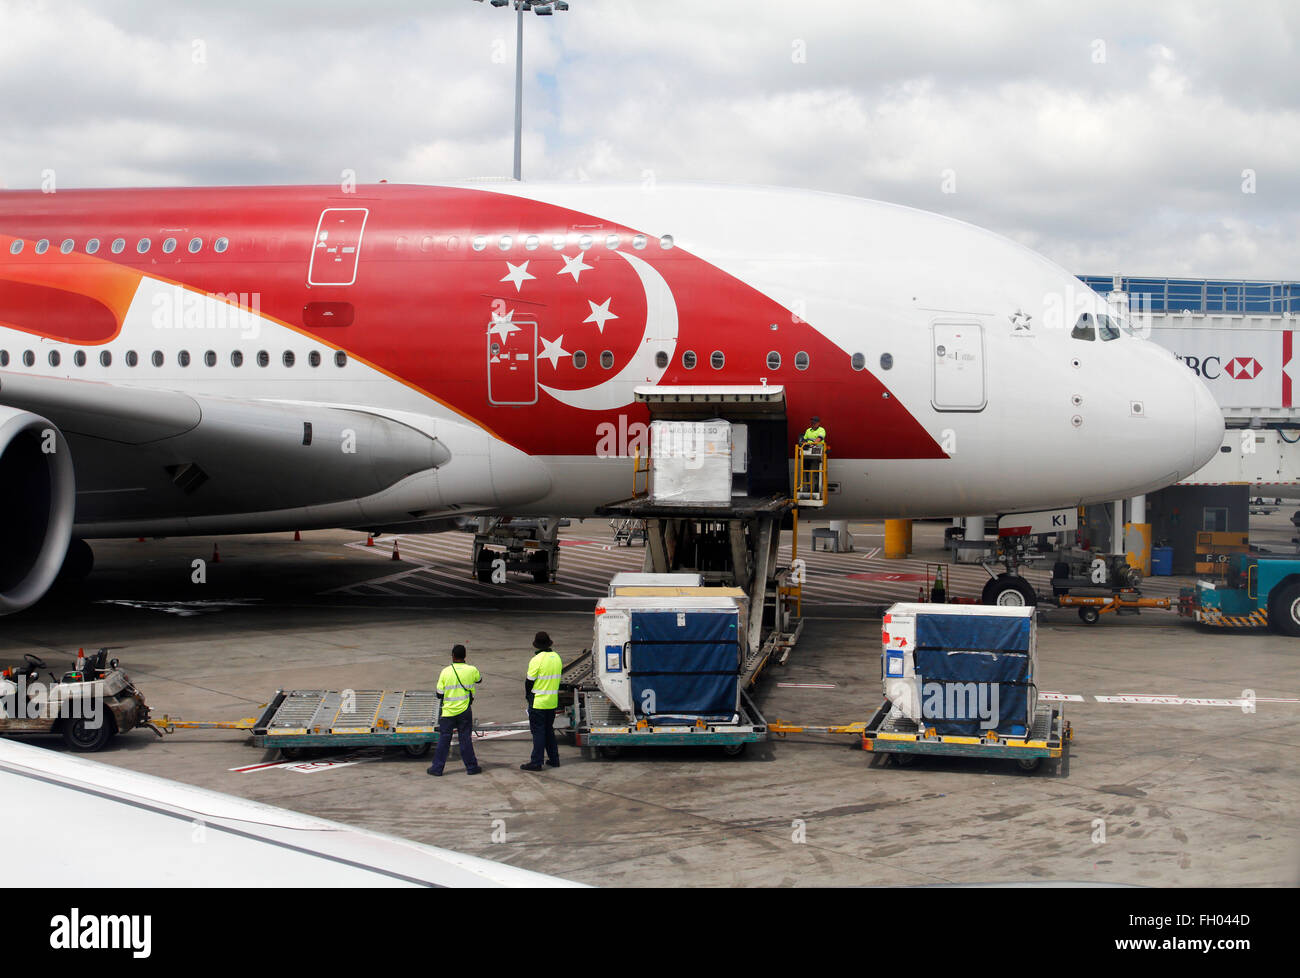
left=488, top=319, right=538, bottom=405
left=931, top=321, right=986, bottom=411
left=308, top=208, right=369, bottom=286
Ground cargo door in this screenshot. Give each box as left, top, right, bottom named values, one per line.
left=308, top=208, right=368, bottom=286
left=931, top=321, right=986, bottom=411
left=487, top=319, right=538, bottom=405
left=628, top=609, right=740, bottom=717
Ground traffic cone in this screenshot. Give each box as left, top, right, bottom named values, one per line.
left=391, top=540, right=401, bottom=561
left=212, top=543, right=221, bottom=564
left=293, top=530, right=301, bottom=542
left=365, top=534, right=374, bottom=547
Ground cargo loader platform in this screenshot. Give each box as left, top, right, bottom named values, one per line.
left=249, top=689, right=442, bottom=758
left=861, top=700, right=1071, bottom=773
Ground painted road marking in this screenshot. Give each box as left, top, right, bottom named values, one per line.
left=1094, top=695, right=1252, bottom=706
left=777, top=682, right=838, bottom=689
left=1038, top=692, right=1085, bottom=702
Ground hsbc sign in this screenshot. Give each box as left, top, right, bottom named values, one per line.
left=1150, top=326, right=1296, bottom=410
left=1225, top=356, right=1263, bottom=380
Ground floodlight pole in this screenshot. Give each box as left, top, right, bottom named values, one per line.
left=514, top=2, right=523, bottom=181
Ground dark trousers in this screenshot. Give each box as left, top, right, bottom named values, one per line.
left=430, top=708, right=479, bottom=774
left=528, top=707, right=559, bottom=766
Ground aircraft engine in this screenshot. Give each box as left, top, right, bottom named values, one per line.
left=0, top=406, right=76, bottom=614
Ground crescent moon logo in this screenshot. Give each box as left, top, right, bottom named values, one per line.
left=539, top=250, right=678, bottom=412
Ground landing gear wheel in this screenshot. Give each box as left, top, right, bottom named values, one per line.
left=62, top=715, right=114, bottom=752
left=1016, top=757, right=1042, bottom=773
left=722, top=742, right=748, bottom=757
left=1078, top=607, right=1100, bottom=625
left=981, top=574, right=1037, bottom=607
left=404, top=743, right=432, bottom=758
left=1270, top=581, right=1300, bottom=636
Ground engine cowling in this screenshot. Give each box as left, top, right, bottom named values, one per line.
left=0, top=406, right=76, bottom=614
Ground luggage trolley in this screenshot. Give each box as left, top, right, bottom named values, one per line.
left=248, top=689, right=442, bottom=758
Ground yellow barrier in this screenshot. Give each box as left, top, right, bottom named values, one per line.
left=884, top=518, right=912, bottom=559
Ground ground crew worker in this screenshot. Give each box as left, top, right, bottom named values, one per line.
left=799, top=415, right=827, bottom=446
left=428, top=644, right=482, bottom=777
left=520, top=631, right=563, bottom=771
left=798, top=416, right=827, bottom=495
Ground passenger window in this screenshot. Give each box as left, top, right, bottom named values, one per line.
left=256, top=350, right=270, bottom=367
left=178, top=350, right=191, bottom=367
left=1071, top=314, right=1096, bottom=341
left=283, top=351, right=295, bottom=367
left=74, top=350, right=86, bottom=367
left=231, top=351, right=244, bottom=367
left=214, top=237, right=229, bottom=253
left=851, top=352, right=866, bottom=371
left=711, top=351, right=725, bottom=369
left=35, top=239, right=49, bottom=254
left=151, top=350, right=164, bottom=367
left=0, top=351, right=7, bottom=366
left=334, top=351, right=347, bottom=367
left=600, top=350, right=615, bottom=369
left=162, top=237, right=177, bottom=254
left=573, top=351, right=587, bottom=369
left=60, top=239, right=74, bottom=254
left=86, top=238, right=100, bottom=254
left=682, top=350, right=697, bottom=369
left=99, top=351, right=112, bottom=367
left=9, top=240, right=22, bottom=255
left=48, top=350, right=61, bottom=367
left=204, top=350, right=216, bottom=367
left=308, top=350, right=321, bottom=367
left=111, top=238, right=126, bottom=254
left=794, top=351, right=810, bottom=370
left=189, top=238, right=203, bottom=253
left=23, top=350, right=35, bottom=367
left=137, top=238, right=151, bottom=254
left=125, top=350, right=139, bottom=367
left=655, top=351, right=669, bottom=368
left=767, top=352, right=782, bottom=370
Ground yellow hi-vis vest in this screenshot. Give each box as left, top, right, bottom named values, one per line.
left=527, top=649, right=563, bottom=709
left=802, top=426, right=826, bottom=443
left=437, top=662, right=481, bottom=718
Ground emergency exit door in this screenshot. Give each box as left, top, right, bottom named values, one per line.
left=488, top=320, right=538, bottom=405
left=931, top=321, right=986, bottom=411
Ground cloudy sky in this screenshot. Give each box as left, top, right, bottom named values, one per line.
left=1, top=0, right=1297, bottom=279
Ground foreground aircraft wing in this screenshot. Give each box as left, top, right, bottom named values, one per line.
left=0, top=739, right=579, bottom=887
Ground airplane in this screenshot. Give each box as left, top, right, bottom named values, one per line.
left=0, top=181, right=1224, bottom=615
left=0, top=736, right=578, bottom=887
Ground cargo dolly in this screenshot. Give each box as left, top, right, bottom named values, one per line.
left=241, top=689, right=444, bottom=758
left=567, top=686, right=767, bottom=757
left=859, top=699, right=1071, bottom=773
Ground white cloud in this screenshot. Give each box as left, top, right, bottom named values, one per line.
left=1, top=0, right=1298, bottom=278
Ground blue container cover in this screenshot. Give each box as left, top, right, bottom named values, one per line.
left=629, top=610, right=739, bottom=717
left=914, top=647, right=1033, bottom=736
left=914, top=613, right=1031, bottom=653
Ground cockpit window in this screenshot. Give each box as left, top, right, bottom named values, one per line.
left=1074, top=311, right=1123, bottom=341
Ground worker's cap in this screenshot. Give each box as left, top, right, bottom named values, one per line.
left=451, top=644, right=467, bottom=659
left=533, top=631, right=552, bottom=650
left=811, top=416, right=820, bottom=422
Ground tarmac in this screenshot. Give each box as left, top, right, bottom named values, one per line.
left=2, top=515, right=1298, bottom=887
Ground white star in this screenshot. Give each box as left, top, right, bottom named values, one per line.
left=557, top=252, right=593, bottom=283
left=500, top=260, right=535, bottom=292
left=538, top=334, right=571, bottom=369
left=583, top=297, right=619, bottom=334
left=488, top=308, right=520, bottom=342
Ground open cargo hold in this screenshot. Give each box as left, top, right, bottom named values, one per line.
left=882, top=603, right=1037, bottom=737
left=649, top=419, right=732, bottom=506
left=593, top=596, right=744, bottom=722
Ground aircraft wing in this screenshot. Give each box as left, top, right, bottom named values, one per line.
left=0, top=739, right=580, bottom=887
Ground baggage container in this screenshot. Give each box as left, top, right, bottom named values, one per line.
left=592, top=595, right=744, bottom=721
left=881, top=603, right=1037, bottom=738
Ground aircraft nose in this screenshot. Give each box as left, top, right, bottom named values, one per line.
left=1189, top=372, right=1224, bottom=473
